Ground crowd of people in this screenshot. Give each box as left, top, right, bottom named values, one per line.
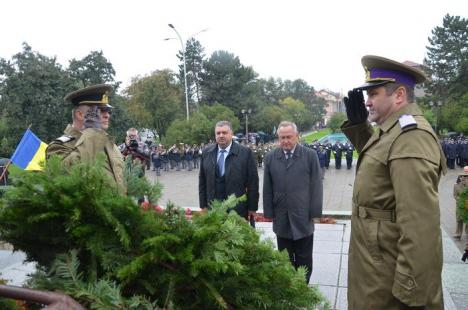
left=441, top=136, right=468, bottom=169
left=140, top=139, right=356, bottom=182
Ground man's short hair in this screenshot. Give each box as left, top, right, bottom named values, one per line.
left=215, top=121, right=233, bottom=132
left=127, top=127, right=138, bottom=136
left=277, top=121, right=298, bottom=134
left=383, top=82, right=415, bottom=103
left=72, top=105, right=90, bottom=121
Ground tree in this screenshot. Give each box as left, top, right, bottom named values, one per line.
left=251, top=105, right=289, bottom=134
left=279, top=97, right=313, bottom=131
left=164, top=104, right=240, bottom=145
left=68, top=50, right=117, bottom=88
left=164, top=112, right=212, bottom=145
left=327, top=112, right=346, bottom=133
left=124, top=70, right=183, bottom=138
left=424, top=14, right=468, bottom=133
left=0, top=43, right=75, bottom=157
left=252, top=77, right=327, bottom=131
left=254, top=77, right=286, bottom=105
left=200, top=50, right=257, bottom=112
left=177, top=38, right=205, bottom=107
left=424, top=14, right=468, bottom=97
left=440, top=93, right=468, bottom=133
left=198, top=104, right=240, bottom=131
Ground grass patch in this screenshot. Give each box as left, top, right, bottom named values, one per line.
left=302, top=128, right=331, bottom=143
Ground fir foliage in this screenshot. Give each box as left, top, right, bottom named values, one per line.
left=124, top=156, right=163, bottom=204
left=0, top=158, right=329, bottom=309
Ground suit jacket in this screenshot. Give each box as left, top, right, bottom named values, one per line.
left=263, top=144, right=323, bottom=240
left=199, top=142, right=259, bottom=218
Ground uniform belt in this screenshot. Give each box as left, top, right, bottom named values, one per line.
left=354, top=205, right=396, bottom=222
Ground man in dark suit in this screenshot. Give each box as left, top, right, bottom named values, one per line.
left=263, top=121, right=323, bottom=283
left=199, top=121, right=259, bottom=220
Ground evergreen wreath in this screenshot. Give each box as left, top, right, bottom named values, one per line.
left=0, top=156, right=329, bottom=309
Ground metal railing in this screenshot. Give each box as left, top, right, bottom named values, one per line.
left=0, top=285, right=86, bottom=309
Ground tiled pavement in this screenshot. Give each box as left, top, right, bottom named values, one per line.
left=257, top=220, right=468, bottom=310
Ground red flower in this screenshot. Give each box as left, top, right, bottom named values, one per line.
left=140, top=201, right=150, bottom=211
left=153, top=205, right=163, bottom=213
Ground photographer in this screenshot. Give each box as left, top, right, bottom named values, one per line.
left=119, top=128, right=150, bottom=177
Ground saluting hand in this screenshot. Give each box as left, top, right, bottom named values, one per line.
left=343, top=89, right=368, bottom=125
left=83, top=106, right=102, bottom=129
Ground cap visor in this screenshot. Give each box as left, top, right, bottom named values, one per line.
left=98, top=104, right=113, bottom=109
left=355, top=80, right=392, bottom=91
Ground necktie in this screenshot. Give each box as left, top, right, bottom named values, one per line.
left=217, top=149, right=226, bottom=176
left=286, top=151, right=292, bottom=162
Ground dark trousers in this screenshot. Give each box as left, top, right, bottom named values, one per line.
left=277, top=234, right=314, bottom=283
left=447, top=158, right=455, bottom=169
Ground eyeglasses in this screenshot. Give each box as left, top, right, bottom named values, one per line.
left=99, top=108, right=112, bottom=114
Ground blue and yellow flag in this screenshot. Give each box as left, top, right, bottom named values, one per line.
left=11, top=129, right=48, bottom=171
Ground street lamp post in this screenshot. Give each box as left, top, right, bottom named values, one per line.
left=241, top=109, right=252, bottom=143
left=430, top=100, right=442, bottom=134
left=168, top=23, right=189, bottom=121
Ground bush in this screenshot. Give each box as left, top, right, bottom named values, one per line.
left=327, top=113, right=346, bottom=133
left=0, top=157, right=329, bottom=309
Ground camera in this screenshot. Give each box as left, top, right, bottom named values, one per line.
left=128, top=139, right=139, bottom=150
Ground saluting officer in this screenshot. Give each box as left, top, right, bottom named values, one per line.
left=60, top=84, right=126, bottom=194
left=342, top=55, right=446, bottom=309
left=46, top=85, right=112, bottom=159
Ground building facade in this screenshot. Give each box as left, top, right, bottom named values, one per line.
left=316, top=89, right=345, bottom=125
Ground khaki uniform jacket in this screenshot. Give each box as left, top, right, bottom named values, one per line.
left=341, top=103, right=446, bottom=309
left=46, top=124, right=82, bottom=159
left=63, top=128, right=126, bottom=194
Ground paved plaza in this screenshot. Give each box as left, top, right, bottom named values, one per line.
left=1, top=161, right=468, bottom=309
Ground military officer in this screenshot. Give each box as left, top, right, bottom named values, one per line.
left=342, top=55, right=446, bottom=309
left=62, top=84, right=126, bottom=194
left=46, top=84, right=115, bottom=159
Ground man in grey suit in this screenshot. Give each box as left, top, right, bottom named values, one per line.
left=199, top=121, right=259, bottom=219
left=263, top=121, right=323, bottom=283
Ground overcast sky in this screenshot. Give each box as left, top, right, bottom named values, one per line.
left=2, top=0, right=467, bottom=94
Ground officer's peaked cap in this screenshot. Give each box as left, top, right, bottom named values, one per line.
left=356, top=55, right=427, bottom=90
left=64, top=84, right=113, bottom=109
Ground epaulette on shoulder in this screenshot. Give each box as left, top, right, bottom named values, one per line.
left=398, top=114, right=417, bottom=131
left=55, top=135, right=75, bottom=143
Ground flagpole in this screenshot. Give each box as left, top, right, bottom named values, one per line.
left=0, top=160, right=11, bottom=185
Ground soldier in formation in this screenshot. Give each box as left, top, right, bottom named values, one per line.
left=332, top=141, right=344, bottom=169
left=441, top=136, right=468, bottom=169
left=344, top=142, right=354, bottom=169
